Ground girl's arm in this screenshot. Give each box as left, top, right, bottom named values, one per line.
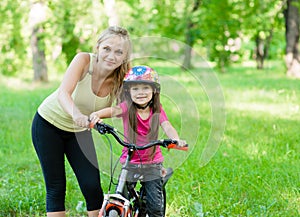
left=161, top=121, right=186, bottom=146
left=89, top=105, right=122, bottom=125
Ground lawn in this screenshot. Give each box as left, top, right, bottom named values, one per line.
left=0, top=62, right=299, bottom=216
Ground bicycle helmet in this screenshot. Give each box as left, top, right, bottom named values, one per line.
left=124, top=65, right=160, bottom=92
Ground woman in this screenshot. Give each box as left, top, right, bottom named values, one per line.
left=31, top=26, right=131, bottom=217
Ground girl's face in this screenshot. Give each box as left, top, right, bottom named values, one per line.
left=97, top=36, right=128, bottom=71
left=129, top=83, right=153, bottom=107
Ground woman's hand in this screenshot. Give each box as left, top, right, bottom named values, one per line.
left=88, top=112, right=102, bottom=127
left=73, top=113, right=90, bottom=128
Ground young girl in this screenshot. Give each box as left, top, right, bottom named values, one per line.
left=89, top=65, right=185, bottom=217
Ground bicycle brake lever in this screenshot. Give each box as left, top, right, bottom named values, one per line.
left=96, top=122, right=116, bottom=135
left=96, top=123, right=106, bottom=134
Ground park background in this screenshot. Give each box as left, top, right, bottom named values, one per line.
left=0, top=0, right=299, bottom=216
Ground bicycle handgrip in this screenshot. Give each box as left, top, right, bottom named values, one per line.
left=89, top=122, right=106, bottom=130
left=167, top=143, right=189, bottom=151
left=89, top=122, right=95, bottom=129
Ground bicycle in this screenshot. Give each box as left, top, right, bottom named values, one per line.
left=92, top=122, right=188, bottom=217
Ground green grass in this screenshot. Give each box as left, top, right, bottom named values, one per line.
left=0, top=62, right=299, bottom=216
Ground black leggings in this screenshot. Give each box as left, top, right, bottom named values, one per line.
left=31, top=112, right=103, bottom=212
left=125, top=165, right=164, bottom=217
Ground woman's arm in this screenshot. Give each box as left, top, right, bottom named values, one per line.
left=161, top=121, right=186, bottom=146
left=57, top=52, right=89, bottom=127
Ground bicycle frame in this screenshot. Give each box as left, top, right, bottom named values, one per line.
left=94, top=122, right=188, bottom=217
left=98, top=147, right=141, bottom=217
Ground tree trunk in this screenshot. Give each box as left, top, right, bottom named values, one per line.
left=182, top=0, right=201, bottom=70
left=255, top=35, right=265, bottom=69
left=284, top=0, right=300, bottom=78
left=31, top=25, right=48, bottom=82
left=182, top=27, right=193, bottom=70
left=29, top=2, right=48, bottom=82
left=254, top=31, right=273, bottom=70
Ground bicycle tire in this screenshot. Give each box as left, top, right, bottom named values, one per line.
left=162, top=189, right=166, bottom=215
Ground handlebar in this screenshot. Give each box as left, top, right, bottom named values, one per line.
left=93, top=122, right=188, bottom=151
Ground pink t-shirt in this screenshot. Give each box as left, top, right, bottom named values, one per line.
left=118, top=101, right=168, bottom=164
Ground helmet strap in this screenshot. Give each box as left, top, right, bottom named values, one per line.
left=134, top=99, right=153, bottom=110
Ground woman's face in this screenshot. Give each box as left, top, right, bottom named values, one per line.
left=129, top=83, right=153, bottom=107
left=97, top=36, right=128, bottom=71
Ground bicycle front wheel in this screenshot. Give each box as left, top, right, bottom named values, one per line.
left=162, top=189, right=167, bottom=215
left=108, top=209, right=119, bottom=217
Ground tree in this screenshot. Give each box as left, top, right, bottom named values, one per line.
left=29, top=2, right=48, bottom=82
left=253, top=1, right=283, bottom=69
left=200, top=0, right=242, bottom=72
left=61, top=10, right=80, bottom=65
left=284, top=0, right=300, bottom=77
left=0, top=0, right=294, bottom=78
left=48, top=0, right=94, bottom=65
left=182, top=0, right=201, bottom=69
left=0, top=0, right=27, bottom=76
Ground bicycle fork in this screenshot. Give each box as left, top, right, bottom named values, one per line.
left=98, top=167, right=132, bottom=217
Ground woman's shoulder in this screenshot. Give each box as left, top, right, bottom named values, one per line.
left=71, top=52, right=93, bottom=79
left=73, top=52, right=91, bottom=62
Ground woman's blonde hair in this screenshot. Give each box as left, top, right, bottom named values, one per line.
left=95, top=26, right=132, bottom=103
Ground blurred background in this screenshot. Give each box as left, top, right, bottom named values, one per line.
left=2, top=0, right=299, bottom=82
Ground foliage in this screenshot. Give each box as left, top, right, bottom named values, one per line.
left=199, top=0, right=240, bottom=69
left=47, top=0, right=95, bottom=64
left=0, top=0, right=292, bottom=77
left=0, top=0, right=28, bottom=76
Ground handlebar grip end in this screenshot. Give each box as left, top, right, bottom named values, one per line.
left=167, top=143, right=189, bottom=151
left=89, top=122, right=95, bottom=129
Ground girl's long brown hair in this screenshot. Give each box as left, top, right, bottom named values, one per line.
left=121, top=83, right=161, bottom=160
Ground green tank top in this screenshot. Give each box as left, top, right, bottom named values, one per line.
left=38, top=53, right=111, bottom=132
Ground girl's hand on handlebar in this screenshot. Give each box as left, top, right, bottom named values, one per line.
left=177, top=139, right=187, bottom=147
left=167, top=139, right=188, bottom=151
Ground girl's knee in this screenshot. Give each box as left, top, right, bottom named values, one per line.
left=146, top=203, right=164, bottom=217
